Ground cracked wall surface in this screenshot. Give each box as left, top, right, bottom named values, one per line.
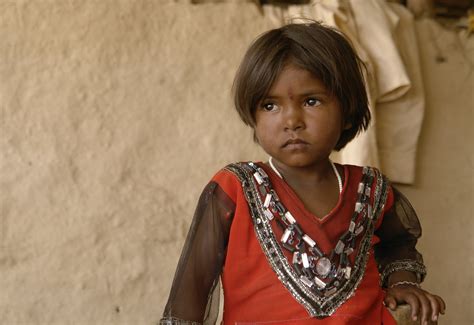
left=0, top=1, right=472, bottom=324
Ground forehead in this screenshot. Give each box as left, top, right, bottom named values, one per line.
left=266, top=63, right=329, bottom=97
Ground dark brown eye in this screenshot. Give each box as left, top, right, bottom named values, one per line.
left=261, top=103, right=277, bottom=111
left=305, top=98, right=321, bottom=107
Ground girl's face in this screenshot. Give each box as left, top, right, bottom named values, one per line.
left=254, top=63, right=344, bottom=170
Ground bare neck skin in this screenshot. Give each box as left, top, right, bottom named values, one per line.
left=267, top=159, right=343, bottom=219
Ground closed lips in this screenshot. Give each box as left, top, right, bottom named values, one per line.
left=283, top=139, right=308, bottom=147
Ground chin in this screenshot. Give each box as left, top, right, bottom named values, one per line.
left=282, top=157, right=318, bottom=168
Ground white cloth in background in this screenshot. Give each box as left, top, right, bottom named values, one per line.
left=350, top=0, right=425, bottom=183
left=350, top=0, right=412, bottom=103
left=376, top=2, right=425, bottom=184
left=264, top=0, right=425, bottom=184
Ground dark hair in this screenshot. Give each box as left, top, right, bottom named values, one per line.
left=232, top=21, right=370, bottom=151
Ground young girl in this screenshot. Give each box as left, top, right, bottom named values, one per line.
left=160, top=22, right=445, bottom=325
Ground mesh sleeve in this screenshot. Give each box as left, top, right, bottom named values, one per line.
left=374, top=186, right=427, bottom=287
left=159, top=181, right=235, bottom=324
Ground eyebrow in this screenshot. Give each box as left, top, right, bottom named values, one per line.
left=264, top=90, right=329, bottom=99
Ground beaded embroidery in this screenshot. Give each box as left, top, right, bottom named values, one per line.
left=379, top=259, right=426, bottom=287
left=225, top=162, right=389, bottom=318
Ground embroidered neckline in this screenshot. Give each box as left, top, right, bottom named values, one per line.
left=247, top=161, right=373, bottom=294
left=225, top=162, right=389, bottom=318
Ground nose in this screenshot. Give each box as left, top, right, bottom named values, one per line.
left=283, top=104, right=305, bottom=131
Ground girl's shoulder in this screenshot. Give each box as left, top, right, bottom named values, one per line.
left=211, top=161, right=259, bottom=180
left=344, top=164, right=395, bottom=217
left=209, top=161, right=255, bottom=200
left=341, top=163, right=376, bottom=172
left=341, top=164, right=389, bottom=181
left=341, top=163, right=394, bottom=203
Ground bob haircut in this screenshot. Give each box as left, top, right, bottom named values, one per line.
left=232, top=21, right=370, bottom=151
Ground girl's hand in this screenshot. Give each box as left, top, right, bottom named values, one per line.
left=384, top=283, right=446, bottom=325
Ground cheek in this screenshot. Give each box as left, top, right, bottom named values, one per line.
left=254, top=122, right=275, bottom=148
left=254, top=117, right=270, bottom=139
left=254, top=126, right=266, bottom=144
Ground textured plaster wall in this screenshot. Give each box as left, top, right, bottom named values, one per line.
left=0, top=1, right=270, bottom=324
left=397, top=19, right=473, bottom=325
left=0, top=1, right=472, bottom=325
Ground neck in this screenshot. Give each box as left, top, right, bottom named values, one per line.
left=269, top=158, right=334, bottom=186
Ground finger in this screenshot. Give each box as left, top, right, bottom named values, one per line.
left=434, top=295, right=446, bottom=314
left=384, top=294, right=398, bottom=310
left=433, top=295, right=446, bottom=315
left=426, top=293, right=441, bottom=322
left=412, top=290, right=432, bottom=325
left=403, top=293, right=420, bottom=322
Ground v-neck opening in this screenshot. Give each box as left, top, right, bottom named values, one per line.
left=259, top=162, right=349, bottom=225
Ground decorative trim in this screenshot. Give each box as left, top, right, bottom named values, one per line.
left=380, top=260, right=427, bottom=287
left=225, top=163, right=390, bottom=318
left=389, top=280, right=420, bottom=288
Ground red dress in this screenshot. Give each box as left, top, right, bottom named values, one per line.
left=160, top=163, right=426, bottom=325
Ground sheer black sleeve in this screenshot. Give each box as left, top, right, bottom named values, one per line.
left=159, top=181, right=235, bottom=325
left=374, top=187, right=427, bottom=287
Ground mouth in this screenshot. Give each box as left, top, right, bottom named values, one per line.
left=283, top=138, right=309, bottom=148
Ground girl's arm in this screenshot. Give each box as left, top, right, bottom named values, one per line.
left=374, top=187, right=445, bottom=324
left=160, top=181, right=235, bottom=325
left=375, top=187, right=426, bottom=286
